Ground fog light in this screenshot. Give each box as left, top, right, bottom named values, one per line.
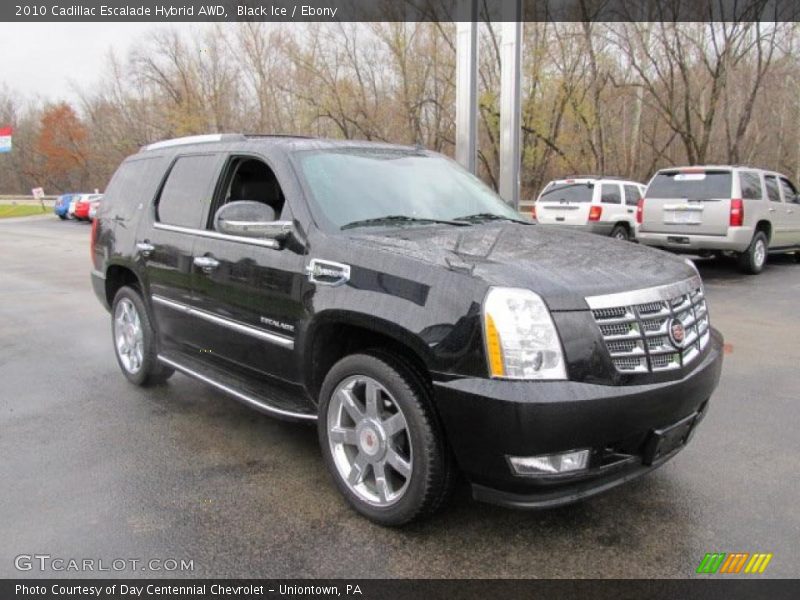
left=508, top=450, right=590, bottom=476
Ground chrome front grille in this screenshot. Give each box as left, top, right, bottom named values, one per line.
left=586, top=276, right=711, bottom=373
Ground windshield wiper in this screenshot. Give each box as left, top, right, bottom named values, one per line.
left=341, top=215, right=469, bottom=230
left=453, top=212, right=530, bottom=224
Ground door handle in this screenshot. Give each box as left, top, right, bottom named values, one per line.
left=136, top=242, right=155, bottom=257
left=193, top=256, right=220, bottom=273
left=627, top=209, right=634, bottom=213
left=768, top=207, right=776, bottom=213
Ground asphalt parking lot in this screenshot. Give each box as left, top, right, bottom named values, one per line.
left=1, top=216, right=798, bottom=579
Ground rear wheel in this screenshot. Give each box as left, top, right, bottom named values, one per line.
left=57, top=214, right=67, bottom=220
left=610, top=224, right=630, bottom=241
left=111, top=286, right=173, bottom=386
left=738, top=231, right=768, bottom=274
left=318, top=352, right=455, bottom=526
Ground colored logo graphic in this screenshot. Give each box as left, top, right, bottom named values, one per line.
left=696, top=552, right=773, bottom=574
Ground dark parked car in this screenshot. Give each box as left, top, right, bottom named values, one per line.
left=91, top=134, right=724, bottom=525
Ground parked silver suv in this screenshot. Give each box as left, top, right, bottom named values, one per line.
left=637, top=166, right=800, bottom=273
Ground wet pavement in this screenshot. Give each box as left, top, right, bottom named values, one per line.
left=1, top=217, right=798, bottom=578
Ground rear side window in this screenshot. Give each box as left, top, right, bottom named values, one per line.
left=779, top=178, right=797, bottom=204
left=765, top=175, right=782, bottom=203
left=103, top=157, right=165, bottom=220
left=538, top=182, right=593, bottom=203
left=646, top=170, right=732, bottom=200
left=623, top=185, right=640, bottom=206
left=600, top=183, right=621, bottom=204
left=739, top=171, right=763, bottom=200
left=157, top=154, right=220, bottom=228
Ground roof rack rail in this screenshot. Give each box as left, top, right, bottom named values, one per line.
left=562, top=174, right=627, bottom=181
left=140, top=133, right=318, bottom=152
left=141, top=133, right=246, bottom=152
left=243, top=133, right=316, bottom=139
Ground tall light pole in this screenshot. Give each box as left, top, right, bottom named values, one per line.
left=499, top=1, right=522, bottom=209
left=455, top=0, right=478, bottom=174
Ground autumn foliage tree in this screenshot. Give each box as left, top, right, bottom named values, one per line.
left=34, top=102, right=91, bottom=192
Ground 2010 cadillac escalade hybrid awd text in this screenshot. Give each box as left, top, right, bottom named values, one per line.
left=90, top=134, right=724, bottom=525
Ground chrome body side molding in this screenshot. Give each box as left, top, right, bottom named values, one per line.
left=151, top=295, right=294, bottom=349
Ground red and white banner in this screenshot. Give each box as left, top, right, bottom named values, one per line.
left=0, top=126, right=11, bottom=153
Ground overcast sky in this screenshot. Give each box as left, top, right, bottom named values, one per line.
left=0, top=23, right=198, bottom=102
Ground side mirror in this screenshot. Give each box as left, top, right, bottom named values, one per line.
left=214, top=201, right=293, bottom=244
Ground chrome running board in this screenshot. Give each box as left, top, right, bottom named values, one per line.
left=157, top=353, right=317, bottom=422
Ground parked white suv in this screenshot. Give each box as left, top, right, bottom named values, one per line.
left=534, top=176, right=645, bottom=241
left=637, top=166, right=800, bottom=274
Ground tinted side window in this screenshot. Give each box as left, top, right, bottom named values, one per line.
left=765, top=175, right=782, bottom=203
left=739, top=171, right=763, bottom=200
left=779, top=178, right=798, bottom=204
left=104, top=157, right=165, bottom=220
left=600, top=183, right=621, bottom=204
left=623, top=185, right=640, bottom=206
left=157, top=154, right=219, bottom=228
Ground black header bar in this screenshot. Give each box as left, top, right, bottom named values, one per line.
left=2, top=0, right=800, bottom=23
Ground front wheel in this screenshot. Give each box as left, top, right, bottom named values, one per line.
left=738, top=231, right=768, bottom=274
left=111, top=286, right=174, bottom=386
left=318, top=352, right=455, bottom=526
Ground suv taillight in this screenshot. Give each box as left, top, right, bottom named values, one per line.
left=636, top=198, right=644, bottom=224
left=730, top=198, right=744, bottom=227
left=90, top=218, right=99, bottom=264
left=588, top=206, right=602, bottom=221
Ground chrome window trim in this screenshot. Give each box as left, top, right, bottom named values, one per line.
left=153, top=222, right=283, bottom=250
left=585, top=275, right=702, bottom=310
left=151, top=295, right=294, bottom=349
left=157, top=354, right=315, bottom=421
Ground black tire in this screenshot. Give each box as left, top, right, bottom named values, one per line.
left=111, top=286, right=174, bottom=386
left=738, top=231, right=768, bottom=274
left=794, top=251, right=800, bottom=263
left=317, top=352, right=456, bottom=526
left=57, top=214, right=67, bottom=220
left=610, top=224, right=630, bottom=241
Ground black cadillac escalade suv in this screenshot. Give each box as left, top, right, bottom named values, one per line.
left=91, top=134, right=723, bottom=525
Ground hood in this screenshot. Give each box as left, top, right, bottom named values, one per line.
left=346, top=223, right=698, bottom=311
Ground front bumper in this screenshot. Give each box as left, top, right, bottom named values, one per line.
left=637, top=227, right=753, bottom=252
left=432, top=328, right=723, bottom=508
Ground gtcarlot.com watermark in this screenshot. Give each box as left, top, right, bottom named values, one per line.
left=14, top=554, right=194, bottom=573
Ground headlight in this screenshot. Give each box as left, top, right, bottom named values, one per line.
left=482, top=287, right=567, bottom=380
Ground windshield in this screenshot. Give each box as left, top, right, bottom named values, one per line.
left=295, top=148, right=520, bottom=229
left=538, top=182, right=594, bottom=203
left=647, top=170, right=732, bottom=200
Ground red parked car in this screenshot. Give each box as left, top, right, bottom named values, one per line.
left=73, top=194, right=102, bottom=221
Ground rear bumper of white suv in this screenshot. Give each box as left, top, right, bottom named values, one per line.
left=637, top=226, right=754, bottom=253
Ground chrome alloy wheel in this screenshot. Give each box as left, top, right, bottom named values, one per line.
left=114, top=298, right=144, bottom=374
left=327, top=375, right=413, bottom=507
left=754, top=238, right=766, bottom=268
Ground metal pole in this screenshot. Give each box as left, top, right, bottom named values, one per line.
left=499, top=2, right=522, bottom=209
left=455, top=0, right=478, bottom=173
